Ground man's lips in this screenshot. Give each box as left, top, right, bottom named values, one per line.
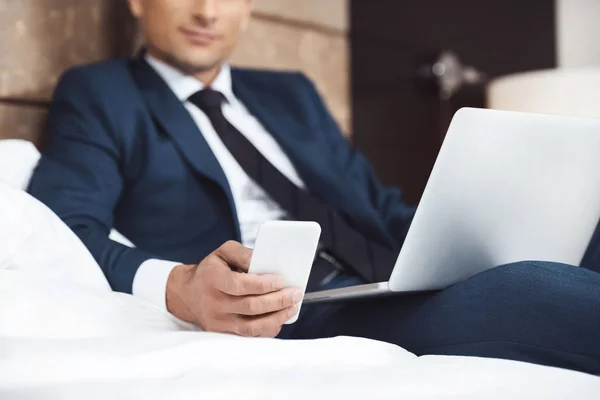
left=179, top=27, right=220, bottom=45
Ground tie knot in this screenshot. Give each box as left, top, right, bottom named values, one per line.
left=188, top=89, right=225, bottom=112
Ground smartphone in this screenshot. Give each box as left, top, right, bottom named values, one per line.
left=248, top=221, right=321, bottom=324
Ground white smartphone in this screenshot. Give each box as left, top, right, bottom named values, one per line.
left=248, top=221, right=321, bottom=324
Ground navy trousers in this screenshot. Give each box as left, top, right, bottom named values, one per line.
left=279, top=262, right=600, bottom=375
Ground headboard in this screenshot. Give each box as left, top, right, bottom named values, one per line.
left=0, top=0, right=351, bottom=148
left=0, top=0, right=136, bottom=147
left=0, top=100, right=48, bottom=146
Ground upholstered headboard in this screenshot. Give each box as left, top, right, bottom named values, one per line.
left=0, top=101, right=48, bottom=147
left=0, top=0, right=350, bottom=148
left=0, top=0, right=136, bottom=147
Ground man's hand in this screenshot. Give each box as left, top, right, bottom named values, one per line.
left=165, top=241, right=301, bottom=337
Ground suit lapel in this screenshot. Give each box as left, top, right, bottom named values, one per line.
left=129, top=57, right=240, bottom=236
left=232, top=70, right=355, bottom=206
left=232, top=70, right=394, bottom=246
left=231, top=71, right=314, bottom=182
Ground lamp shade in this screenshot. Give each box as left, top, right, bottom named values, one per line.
left=486, top=68, right=600, bottom=118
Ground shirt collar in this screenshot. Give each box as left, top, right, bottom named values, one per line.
left=145, top=54, right=235, bottom=104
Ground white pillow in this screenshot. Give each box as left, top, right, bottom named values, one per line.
left=0, top=139, right=40, bottom=190
left=0, top=183, right=110, bottom=291
left=0, top=184, right=198, bottom=338
left=0, top=139, right=135, bottom=247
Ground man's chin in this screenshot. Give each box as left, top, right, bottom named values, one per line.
left=176, top=57, right=222, bottom=75
left=153, top=49, right=220, bottom=75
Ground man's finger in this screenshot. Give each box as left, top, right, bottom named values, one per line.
left=227, top=287, right=301, bottom=315
left=214, top=240, right=253, bottom=272
left=233, top=306, right=299, bottom=338
left=215, top=270, right=286, bottom=296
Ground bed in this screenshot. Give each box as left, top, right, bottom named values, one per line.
left=1, top=140, right=599, bottom=399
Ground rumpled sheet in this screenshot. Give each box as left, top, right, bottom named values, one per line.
left=2, top=332, right=599, bottom=399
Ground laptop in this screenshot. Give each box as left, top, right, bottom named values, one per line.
left=303, top=107, right=600, bottom=304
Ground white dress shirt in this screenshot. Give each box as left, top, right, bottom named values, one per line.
left=132, top=55, right=306, bottom=310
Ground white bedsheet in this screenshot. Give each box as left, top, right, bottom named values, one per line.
left=3, top=329, right=600, bottom=399
left=3, top=336, right=599, bottom=400
left=0, top=160, right=599, bottom=399
left=2, top=270, right=597, bottom=399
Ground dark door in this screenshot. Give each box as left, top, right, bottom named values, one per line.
left=350, top=0, right=556, bottom=205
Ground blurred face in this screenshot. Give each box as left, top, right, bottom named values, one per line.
left=129, top=0, right=252, bottom=75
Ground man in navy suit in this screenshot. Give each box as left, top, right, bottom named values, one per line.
left=29, top=0, right=600, bottom=374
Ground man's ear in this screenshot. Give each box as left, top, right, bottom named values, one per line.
left=128, top=0, right=144, bottom=18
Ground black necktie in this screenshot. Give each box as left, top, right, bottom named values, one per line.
left=188, top=89, right=399, bottom=282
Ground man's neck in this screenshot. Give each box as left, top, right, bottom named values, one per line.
left=146, top=48, right=222, bottom=86
left=192, top=66, right=221, bottom=87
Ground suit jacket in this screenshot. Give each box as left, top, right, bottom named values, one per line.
left=28, top=56, right=416, bottom=293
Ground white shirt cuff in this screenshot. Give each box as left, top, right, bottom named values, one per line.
left=132, top=259, right=181, bottom=311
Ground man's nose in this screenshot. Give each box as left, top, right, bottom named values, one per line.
left=191, top=0, right=219, bottom=25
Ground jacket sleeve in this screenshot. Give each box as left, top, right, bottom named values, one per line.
left=28, top=68, right=156, bottom=293
left=297, top=74, right=416, bottom=246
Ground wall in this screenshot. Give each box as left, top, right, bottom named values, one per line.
left=0, top=0, right=350, bottom=145
left=232, top=0, right=350, bottom=133
left=350, top=0, right=557, bottom=204
left=556, top=0, right=600, bottom=67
